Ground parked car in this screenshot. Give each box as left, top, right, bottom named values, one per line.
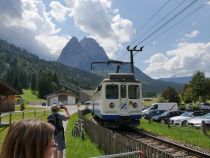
left=199, top=103, right=210, bottom=110
left=141, top=102, right=178, bottom=116
left=170, top=111, right=193, bottom=126
left=169, top=111, right=207, bottom=126
left=42, top=102, right=46, bottom=106
left=187, top=113, right=210, bottom=128
left=152, top=110, right=183, bottom=124
left=144, top=110, right=166, bottom=120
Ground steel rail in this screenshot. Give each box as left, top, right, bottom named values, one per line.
left=118, top=128, right=210, bottom=158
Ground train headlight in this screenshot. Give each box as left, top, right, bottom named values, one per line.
left=109, top=103, right=115, bottom=108
left=132, top=102, right=138, bottom=108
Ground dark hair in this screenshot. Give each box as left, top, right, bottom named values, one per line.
left=0, top=119, right=55, bottom=158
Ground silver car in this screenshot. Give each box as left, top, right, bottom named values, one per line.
left=170, top=112, right=193, bottom=126
left=187, top=113, right=210, bottom=128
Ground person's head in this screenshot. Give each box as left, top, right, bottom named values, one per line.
left=0, top=119, right=56, bottom=158
left=51, top=104, right=61, bottom=113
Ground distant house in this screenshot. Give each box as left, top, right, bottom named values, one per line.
left=0, top=81, right=19, bottom=112
left=46, top=91, right=78, bottom=106
left=79, top=90, right=94, bottom=104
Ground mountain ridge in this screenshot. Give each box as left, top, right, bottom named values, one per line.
left=158, top=76, right=192, bottom=84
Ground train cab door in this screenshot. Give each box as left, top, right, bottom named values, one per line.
left=119, top=84, right=128, bottom=116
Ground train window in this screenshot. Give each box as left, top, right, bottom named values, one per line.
left=106, top=85, right=118, bottom=99
left=128, top=85, right=140, bottom=99
left=120, top=85, right=126, bottom=98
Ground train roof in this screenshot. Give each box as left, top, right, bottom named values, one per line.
left=103, top=73, right=140, bottom=83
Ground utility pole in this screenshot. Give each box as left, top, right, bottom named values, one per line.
left=127, top=45, right=144, bottom=73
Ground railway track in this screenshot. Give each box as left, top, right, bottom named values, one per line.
left=115, top=128, right=210, bottom=158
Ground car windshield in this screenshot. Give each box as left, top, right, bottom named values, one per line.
left=180, top=112, right=193, bottom=117
left=160, top=111, right=169, bottom=116
left=202, top=113, right=210, bottom=119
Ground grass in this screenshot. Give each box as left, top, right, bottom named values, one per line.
left=140, top=118, right=210, bottom=150
left=143, top=97, right=159, bottom=107
left=65, top=113, right=103, bottom=158
left=0, top=108, right=50, bottom=151
left=20, top=89, right=46, bottom=103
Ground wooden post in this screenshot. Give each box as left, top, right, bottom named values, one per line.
left=22, top=111, right=24, bottom=119
left=0, top=112, right=1, bottom=124
left=9, top=113, right=12, bottom=125
left=34, top=110, right=36, bottom=117
left=202, top=121, right=207, bottom=135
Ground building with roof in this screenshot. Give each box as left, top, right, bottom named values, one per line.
left=46, top=91, right=78, bottom=106
left=0, top=81, right=19, bottom=112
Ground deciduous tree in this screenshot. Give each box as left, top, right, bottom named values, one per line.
left=161, top=86, right=180, bottom=104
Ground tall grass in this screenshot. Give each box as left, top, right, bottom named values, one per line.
left=65, top=113, right=103, bottom=158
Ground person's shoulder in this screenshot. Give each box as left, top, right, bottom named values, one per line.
left=48, top=113, right=55, bottom=118
left=58, top=113, right=68, bottom=120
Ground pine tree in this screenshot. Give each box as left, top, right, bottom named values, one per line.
left=31, top=73, right=36, bottom=91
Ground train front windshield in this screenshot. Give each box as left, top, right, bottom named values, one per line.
left=128, top=85, right=140, bottom=99
left=106, top=85, right=118, bottom=99
left=106, top=84, right=140, bottom=99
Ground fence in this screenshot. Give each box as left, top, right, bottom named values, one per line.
left=0, top=109, right=48, bottom=127
left=78, top=110, right=174, bottom=158
left=91, top=151, right=144, bottom=158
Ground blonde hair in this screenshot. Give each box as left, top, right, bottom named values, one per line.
left=0, top=119, right=55, bottom=158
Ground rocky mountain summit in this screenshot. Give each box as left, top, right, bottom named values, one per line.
left=58, top=37, right=109, bottom=70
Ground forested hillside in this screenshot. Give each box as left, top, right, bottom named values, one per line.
left=0, top=39, right=103, bottom=98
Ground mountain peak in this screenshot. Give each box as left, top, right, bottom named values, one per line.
left=81, top=37, right=97, bottom=44
left=65, top=36, right=79, bottom=47
left=58, top=36, right=109, bottom=70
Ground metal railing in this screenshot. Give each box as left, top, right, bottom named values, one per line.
left=91, top=151, right=144, bottom=158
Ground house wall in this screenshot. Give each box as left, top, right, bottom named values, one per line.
left=0, top=95, right=16, bottom=112
left=49, top=96, right=58, bottom=106
left=68, top=96, right=75, bottom=105
left=48, top=94, right=76, bottom=106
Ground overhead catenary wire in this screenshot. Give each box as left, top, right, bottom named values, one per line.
left=143, top=4, right=205, bottom=47
left=124, top=0, right=171, bottom=48
left=135, top=0, right=198, bottom=46
left=116, top=0, right=204, bottom=61
left=116, top=0, right=171, bottom=61
left=130, top=0, right=187, bottom=48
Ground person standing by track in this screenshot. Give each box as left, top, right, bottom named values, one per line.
left=48, top=104, right=70, bottom=158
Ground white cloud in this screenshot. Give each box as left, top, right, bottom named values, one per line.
left=49, top=1, right=70, bottom=21
left=184, top=30, right=200, bottom=38
left=36, top=34, right=70, bottom=55
left=144, top=42, right=210, bottom=78
left=0, top=0, right=70, bottom=59
left=65, top=0, right=135, bottom=58
left=99, top=0, right=112, bottom=9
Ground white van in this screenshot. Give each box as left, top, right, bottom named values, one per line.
left=141, top=102, right=178, bottom=115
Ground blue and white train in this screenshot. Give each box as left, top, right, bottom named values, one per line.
left=91, top=73, right=143, bottom=127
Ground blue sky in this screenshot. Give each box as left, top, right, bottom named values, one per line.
left=0, top=0, right=210, bottom=78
